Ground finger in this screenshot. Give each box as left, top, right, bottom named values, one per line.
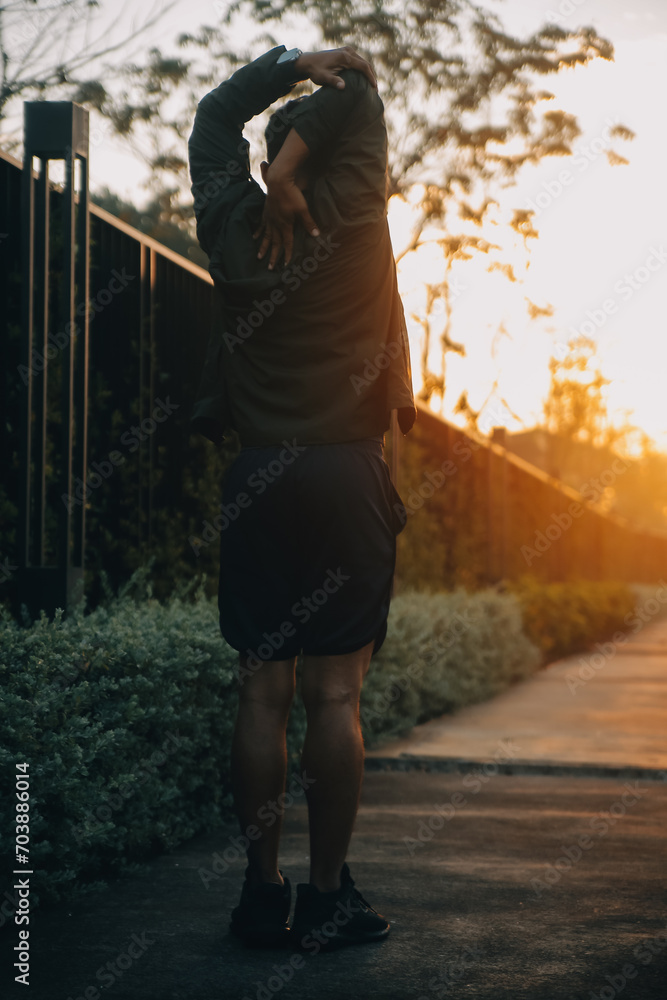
left=299, top=209, right=320, bottom=239
left=349, top=52, right=377, bottom=89
left=268, top=230, right=284, bottom=271
left=282, top=227, right=294, bottom=267
left=325, top=71, right=346, bottom=89
left=257, top=225, right=272, bottom=260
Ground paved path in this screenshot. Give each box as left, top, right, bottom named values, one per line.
left=367, top=615, right=667, bottom=778
left=3, top=617, right=667, bottom=1000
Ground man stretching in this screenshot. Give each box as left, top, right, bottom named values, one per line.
left=187, top=43, right=416, bottom=950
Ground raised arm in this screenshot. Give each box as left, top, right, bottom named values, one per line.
left=253, top=50, right=380, bottom=269
left=188, top=45, right=377, bottom=223
left=187, top=45, right=306, bottom=232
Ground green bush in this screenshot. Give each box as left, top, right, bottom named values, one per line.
left=0, top=569, right=654, bottom=911
left=360, top=587, right=541, bottom=745
left=0, top=568, right=238, bottom=908
left=506, top=575, right=648, bottom=661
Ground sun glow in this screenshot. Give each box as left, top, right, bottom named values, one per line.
left=383, top=23, right=667, bottom=454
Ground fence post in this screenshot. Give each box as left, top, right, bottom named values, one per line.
left=16, top=101, right=90, bottom=621
left=490, top=427, right=508, bottom=583
left=389, top=408, right=400, bottom=597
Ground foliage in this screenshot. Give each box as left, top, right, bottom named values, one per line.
left=543, top=335, right=624, bottom=451
left=360, top=585, right=542, bottom=745
left=0, top=0, right=178, bottom=139
left=217, top=0, right=630, bottom=401
left=0, top=0, right=632, bottom=407
left=506, top=574, right=642, bottom=661
left=1, top=564, right=649, bottom=910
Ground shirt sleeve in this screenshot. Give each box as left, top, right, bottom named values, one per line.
left=187, top=45, right=302, bottom=219
left=287, top=68, right=384, bottom=157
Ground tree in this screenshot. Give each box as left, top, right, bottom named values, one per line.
left=0, top=0, right=178, bottom=149
left=543, top=335, right=613, bottom=448
left=1, top=1, right=634, bottom=411
left=214, top=0, right=632, bottom=403
left=91, top=185, right=208, bottom=267
left=540, top=334, right=637, bottom=493
left=539, top=337, right=667, bottom=529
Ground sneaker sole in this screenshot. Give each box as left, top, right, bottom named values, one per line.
left=289, top=924, right=390, bottom=951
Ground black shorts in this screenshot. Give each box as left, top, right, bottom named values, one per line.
left=217, top=436, right=406, bottom=661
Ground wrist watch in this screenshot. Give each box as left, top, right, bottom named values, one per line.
left=277, top=46, right=305, bottom=82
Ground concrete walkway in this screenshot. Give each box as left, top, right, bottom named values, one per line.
left=4, top=618, right=667, bottom=1000
left=366, top=614, right=667, bottom=779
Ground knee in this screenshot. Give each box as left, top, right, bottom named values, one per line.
left=237, top=682, right=295, bottom=720
left=302, top=683, right=360, bottom=715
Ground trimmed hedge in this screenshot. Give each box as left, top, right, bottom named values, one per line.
left=359, top=586, right=541, bottom=745
left=505, top=576, right=650, bottom=662
left=0, top=568, right=658, bottom=911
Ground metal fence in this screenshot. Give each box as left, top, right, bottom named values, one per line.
left=393, top=408, right=667, bottom=592
left=1, top=104, right=225, bottom=619
left=1, top=100, right=666, bottom=621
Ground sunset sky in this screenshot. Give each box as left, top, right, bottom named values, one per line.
left=5, top=0, right=666, bottom=450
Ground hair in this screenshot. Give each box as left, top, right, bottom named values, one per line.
left=264, top=95, right=310, bottom=163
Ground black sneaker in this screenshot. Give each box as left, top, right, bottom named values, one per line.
left=229, top=867, right=291, bottom=948
left=290, top=863, right=390, bottom=951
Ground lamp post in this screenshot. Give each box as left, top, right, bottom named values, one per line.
left=17, top=101, right=90, bottom=620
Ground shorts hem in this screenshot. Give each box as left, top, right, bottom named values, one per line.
left=222, top=627, right=388, bottom=662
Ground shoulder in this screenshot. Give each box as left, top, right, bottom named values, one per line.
left=337, top=68, right=384, bottom=110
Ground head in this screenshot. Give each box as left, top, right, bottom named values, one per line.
left=260, top=95, right=313, bottom=190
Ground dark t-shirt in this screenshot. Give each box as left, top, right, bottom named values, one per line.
left=187, top=45, right=417, bottom=447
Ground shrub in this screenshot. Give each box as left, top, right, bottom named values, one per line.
left=505, top=575, right=650, bottom=661
left=360, top=587, right=542, bottom=745
left=0, top=567, right=241, bottom=910
left=0, top=568, right=655, bottom=912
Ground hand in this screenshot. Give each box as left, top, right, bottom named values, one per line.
left=253, top=174, right=320, bottom=270
left=295, top=45, right=377, bottom=91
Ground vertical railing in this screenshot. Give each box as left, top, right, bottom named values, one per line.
left=17, top=101, right=90, bottom=618
left=3, top=104, right=667, bottom=621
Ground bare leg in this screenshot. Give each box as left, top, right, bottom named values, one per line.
left=230, top=653, right=296, bottom=888
left=300, top=639, right=374, bottom=892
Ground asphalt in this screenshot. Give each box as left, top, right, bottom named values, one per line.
left=3, top=617, right=667, bottom=1000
